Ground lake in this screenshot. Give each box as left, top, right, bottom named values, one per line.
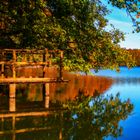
left=0, top=67, right=140, bottom=140
left=92, top=67, right=140, bottom=140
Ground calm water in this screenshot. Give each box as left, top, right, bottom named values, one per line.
left=92, top=67, right=140, bottom=140
left=0, top=67, right=139, bottom=140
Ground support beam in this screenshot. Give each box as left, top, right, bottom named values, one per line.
left=45, top=83, right=50, bottom=108
left=9, top=84, right=16, bottom=112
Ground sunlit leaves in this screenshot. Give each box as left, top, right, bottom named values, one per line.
left=0, top=0, right=135, bottom=72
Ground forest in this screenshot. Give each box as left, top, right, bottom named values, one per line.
left=128, top=49, right=140, bottom=66
left=1, top=0, right=140, bottom=72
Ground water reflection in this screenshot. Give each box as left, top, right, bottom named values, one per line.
left=50, top=72, right=113, bottom=101
left=92, top=67, right=140, bottom=139
left=0, top=72, right=113, bottom=111
left=0, top=92, right=133, bottom=140
left=114, top=77, right=140, bottom=85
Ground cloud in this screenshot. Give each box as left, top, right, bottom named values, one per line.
left=106, top=19, right=140, bottom=49
left=107, top=19, right=133, bottom=33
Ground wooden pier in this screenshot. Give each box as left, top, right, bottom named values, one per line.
left=0, top=49, right=68, bottom=112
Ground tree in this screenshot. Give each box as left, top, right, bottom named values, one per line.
left=0, top=0, right=136, bottom=72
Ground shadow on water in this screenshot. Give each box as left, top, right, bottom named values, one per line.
left=0, top=91, right=133, bottom=140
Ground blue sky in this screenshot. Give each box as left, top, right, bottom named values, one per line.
left=104, top=1, right=140, bottom=49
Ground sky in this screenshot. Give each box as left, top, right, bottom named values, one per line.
left=104, top=1, right=140, bottom=49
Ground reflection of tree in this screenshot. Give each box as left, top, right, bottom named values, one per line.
left=50, top=71, right=113, bottom=101
left=62, top=92, right=133, bottom=140
left=0, top=91, right=133, bottom=140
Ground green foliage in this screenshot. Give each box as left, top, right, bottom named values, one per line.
left=62, top=92, right=134, bottom=140
left=0, top=0, right=136, bottom=72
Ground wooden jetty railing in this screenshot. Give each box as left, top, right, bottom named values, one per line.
left=0, top=49, right=68, bottom=112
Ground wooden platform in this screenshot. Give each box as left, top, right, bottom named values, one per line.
left=0, top=77, right=68, bottom=84
left=0, top=49, right=68, bottom=112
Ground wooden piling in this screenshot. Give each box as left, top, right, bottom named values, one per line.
left=9, top=84, right=16, bottom=112
left=45, top=83, right=50, bottom=108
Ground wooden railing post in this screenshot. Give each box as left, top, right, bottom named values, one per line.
left=59, top=51, right=63, bottom=80
left=12, top=50, right=16, bottom=78
left=1, top=52, right=5, bottom=78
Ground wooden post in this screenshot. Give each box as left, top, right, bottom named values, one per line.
left=23, top=52, right=26, bottom=62
left=1, top=63, right=4, bottom=78
left=59, top=51, right=63, bottom=80
left=12, top=50, right=16, bottom=78
left=1, top=52, right=5, bottom=78
left=45, top=83, right=50, bottom=108
left=59, top=112, right=63, bottom=140
left=12, top=116, right=16, bottom=140
left=49, top=54, right=52, bottom=66
left=1, top=118, right=4, bottom=131
left=59, top=128, right=62, bottom=140
left=9, top=84, right=16, bottom=112
left=45, top=49, right=48, bottom=62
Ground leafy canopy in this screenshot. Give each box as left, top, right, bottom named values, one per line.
left=0, top=0, right=137, bottom=72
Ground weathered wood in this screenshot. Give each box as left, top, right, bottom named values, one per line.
left=0, top=49, right=68, bottom=112
left=9, top=84, right=16, bottom=112
left=0, top=77, right=68, bottom=83
left=45, top=83, right=50, bottom=108
left=0, top=126, right=54, bottom=135
left=0, top=61, right=49, bottom=65
left=1, top=63, right=4, bottom=78
left=59, top=51, right=63, bottom=80
left=12, top=50, right=16, bottom=78
left=0, top=110, right=64, bottom=118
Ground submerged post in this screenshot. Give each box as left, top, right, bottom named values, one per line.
left=9, top=84, right=16, bottom=112
left=45, top=83, right=50, bottom=108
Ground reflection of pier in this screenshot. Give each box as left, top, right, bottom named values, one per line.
left=0, top=110, right=63, bottom=140
left=114, top=77, right=140, bottom=84
left=0, top=49, right=68, bottom=112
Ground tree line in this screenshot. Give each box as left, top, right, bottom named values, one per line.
left=128, top=49, right=140, bottom=66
